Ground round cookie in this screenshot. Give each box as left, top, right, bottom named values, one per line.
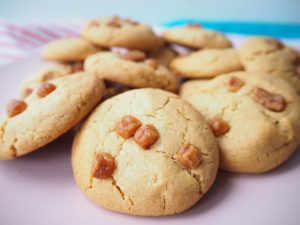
left=42, top=37, right=101, bottom=61
left=163, top=25, right=232, bottom=49
left=238, top=36, right=300, bottom=93
left=81, top=17, right=162, bottom=50
left=171, top=49, right=243, bottom=78
left=0, top=72, right=105, bottom=160
left=20, top=62, right=83, bottom=98
left=71, top=88, right=219, bottom=216
left=180, top=72, right=300, bottom=173
left=84, top=51, right=178, bottom=91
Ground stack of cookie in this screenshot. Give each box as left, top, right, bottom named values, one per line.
left=1, top=16, right=300, bottom=216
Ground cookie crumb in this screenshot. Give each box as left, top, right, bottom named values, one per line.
left=175, top=144, right=202, bottom=169
left=209, top=118, right=230, bottom=137
left=249, top=87, right=286, bottom=112
left=228, top=76, right=245, bottom=92
left=134, top=124, right=159, bottom=149
left=92, top=153, right=115, bottom=179
left=7, top=99, right=27, bottom=118
left=115, top=115, right=142, bottom=138
left=37, top=83, right=56, bottom=98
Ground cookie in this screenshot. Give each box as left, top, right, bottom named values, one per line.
left=162, top=24, right=232, bottom=49
left=0, top=72, right=105, bottom=160
left=149, top=47, right=177, bottom=67
left=180, top=72, right=300, bottom=173
left=171, top=49, right=243, bottom=78
left=71, top=88, right=219, bottom=216
left=42, top=37, right=101, bottom=61
left=20, top=62, right=83, bottom=98
left=84, top=51, right=178, bottom=91
left=81, top=16, right=162, bottom=50
left=238, top=36, right=300, bottom=92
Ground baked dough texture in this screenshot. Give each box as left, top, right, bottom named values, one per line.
left=72, top=88, right=219, bottom=216
left=238, top=36, right=300, bottom=93
left=84, top=52, right=178, bottom=91
left=0, top=72, right=105, bottom=160
left=163, top=26, right=232, bottom=49
left=81, top=18, right=162, bottom=50
left=171, top=49, right=243, bottom=78
left=42, top=37, right=101, bottom=61
left=180, top=72, right=300, bottom=173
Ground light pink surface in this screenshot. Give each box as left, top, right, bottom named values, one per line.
left=0, top=58, right=300, bottom=225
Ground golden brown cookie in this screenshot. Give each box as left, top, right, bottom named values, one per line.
left=171, top=49, right=243, bottom=78
left=72, top=88, right=219, bottom=216
left=180, top=72, right=300, bottom=173
left=163, top=25, right=232, bottom=49
left=84, top=51, right=178, bottom=91
left=81, top=16, right=162, bottom=50
left=0, top=72, right=105, bottom=160
left=42, top=37, right=101, bottom=61
left=238, top=36, right=300, bottom=93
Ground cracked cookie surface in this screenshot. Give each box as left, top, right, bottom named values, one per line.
left=180, top=72, right=300, bottom=173
left=0, top=72, right=105, bottom=160
left=84, top=52, right=178, bottom=92
left=71, top=88, right=219, bottom=216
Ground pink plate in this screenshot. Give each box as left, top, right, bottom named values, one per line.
left=0, top=57, right=300, bottom=225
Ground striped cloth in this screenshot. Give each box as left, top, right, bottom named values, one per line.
left=0, top=19, right=299, bottom=67
left=0, top=20, right=81, bottom=66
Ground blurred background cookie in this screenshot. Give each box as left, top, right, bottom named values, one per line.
left=42, top=37, right=101, bottom=62
left=84, top=51, right=178, bottom=91
left=81, top=16, right=162, bottom=50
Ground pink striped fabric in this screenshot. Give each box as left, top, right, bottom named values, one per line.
left=0, top=20, right=299, bottom=67
left=0, top=20, right=81, bottom=66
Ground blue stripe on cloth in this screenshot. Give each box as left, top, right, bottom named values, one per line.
left=163, top=20, right=300, bottom=39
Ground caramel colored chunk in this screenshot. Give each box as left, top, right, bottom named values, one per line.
left=7, top=99, right=27, bottom=118
left=37, top=83, right=56, bottom=98
left=115, top=115, right=142, bottom=138
left=209, top=118, right=230, bottom=137
left=92, top=153, right=115, bottom=179
left=228, top=76, right=245, bottom=92
left=175, top=144, right=202, bottom=169
left=117, top=50, right=146, bottom=62
left=134, top=124, right=159, bottom=149
left=145, top=59, right=159, bottom=69
left=250, top=87, right=286, bottom=112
